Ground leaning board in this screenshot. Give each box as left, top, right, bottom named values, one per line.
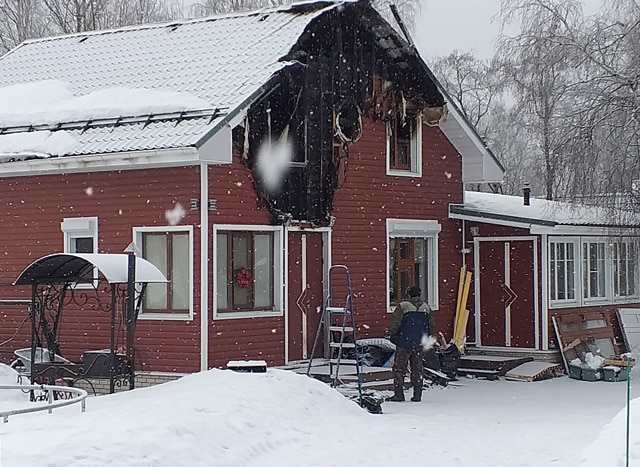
left=616, top=308, right=640, bottom=353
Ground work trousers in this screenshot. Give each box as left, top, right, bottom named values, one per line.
left=392, top=347, right=423, bottom=390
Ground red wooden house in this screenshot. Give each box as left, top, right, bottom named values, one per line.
left=450, top=190, right=640, bottom=358
left=0, top=1, right=502, bottom=382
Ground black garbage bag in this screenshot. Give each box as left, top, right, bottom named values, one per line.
left=438, top=343, right=461, bottom=379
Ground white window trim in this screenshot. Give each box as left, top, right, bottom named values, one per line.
left=581, top=237, right=611, bottom=305
left=548, top=236, right=640, bottom=309
left=213, top=224, right=284, bottom=320
left=548, top=237, right=580, bottom=308
left=61, top=216, right=98, bottom=288
left=386, top=113, right=422, bottom=178
left=133, top=225, right=194, bottom=321
left=612, top=238, right=639, bottom=303
left=386, top=218, right=440, bottom=312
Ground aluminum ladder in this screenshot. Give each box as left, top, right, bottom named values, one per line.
left=306, top=265, right=363, bottom=401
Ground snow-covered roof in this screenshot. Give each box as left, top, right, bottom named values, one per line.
left=0, top=2, right=337, bottom=159
left=450, top=191, right=640, bottom=231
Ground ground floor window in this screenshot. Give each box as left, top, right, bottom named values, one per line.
left=549, top=236, right=639, bottom=308
left=134, top=226, right=193, bottom=318
left=613, top=240, right=637, bottom=298
left=61, top=216, right=98, bottom=284
left=214, top=226, right=282, bottom=317
left=582, top=241, right=606, bottom=300
left=549, top=241, right=576, bottom=302
left=387, top=219, right=440, bottom=310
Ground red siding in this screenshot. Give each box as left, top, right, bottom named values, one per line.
left=0, top=117, right=467, bottom=373
left=332, top=118, right=463, bottom=341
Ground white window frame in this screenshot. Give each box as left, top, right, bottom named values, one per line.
left=581, top=238, right=610, bottom=304
left=548, top=237, right=579, bottom=308
left=61, top=216, right=98, bottom=287
left=386, top=113, right=422, bottom=178
left=612, top=238, right=638, bottom=302
left=213, top=224, right=284, bottom=320
left=133, top=226, right=194, bottom=321
left=386, top=219, right=440, bottom=312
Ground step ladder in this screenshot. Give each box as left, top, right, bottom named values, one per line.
left=306, top=265, right=363, bottom=402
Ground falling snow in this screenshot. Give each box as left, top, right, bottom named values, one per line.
left=165, top=203, right=186, bottom=226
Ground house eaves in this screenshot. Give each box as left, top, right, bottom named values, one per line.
left=449, top=204, right=556, bottom=229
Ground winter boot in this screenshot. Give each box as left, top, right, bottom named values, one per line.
left=386, top=386, right=405, bottom=402
left=410, top=386, right=422, bottom=402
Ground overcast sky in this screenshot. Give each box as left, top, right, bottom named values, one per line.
left=415, top=0, right=604, bottom=62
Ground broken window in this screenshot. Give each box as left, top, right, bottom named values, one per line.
left=386, top=113, right=422, bottom=176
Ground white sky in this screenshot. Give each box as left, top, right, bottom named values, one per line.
left=1, top=363, right=638, bottom=466
left=416, top=0, right=604, bottom=61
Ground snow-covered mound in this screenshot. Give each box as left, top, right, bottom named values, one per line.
left=0, top=369, right=372, bottom=467
left=0, top=363, right=30, bottom=407
left=580, top=396, right=640, bottom=466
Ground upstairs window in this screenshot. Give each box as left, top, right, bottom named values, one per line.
left=387, top=113, right=422, bottom=176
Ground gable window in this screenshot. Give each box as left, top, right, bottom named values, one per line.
left=549, top=240, right=576, bottom=302
left=61, top=217, right=98, bottom=283
left=387, top=219, right=439, bottom=310
left=613, top=240, right=637, bottom=298
left=214, top=226, right=283, bottom=318
left=582, top=241, right=607, bottom=300
left=134, top=226, right=193, bottom=319
left=387, top=113, right=422, bottom=176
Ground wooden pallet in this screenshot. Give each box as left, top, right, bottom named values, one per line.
left=504, top=362, right=563, bottom=382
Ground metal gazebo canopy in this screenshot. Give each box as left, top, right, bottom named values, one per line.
left=14, top=253, right=166, bottom=393
left=14, top=253, right=167, bottom=285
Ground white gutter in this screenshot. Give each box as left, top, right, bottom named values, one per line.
left=200, top=163, right=209, bottom=370
left=0, top=146, right=231, bottom=177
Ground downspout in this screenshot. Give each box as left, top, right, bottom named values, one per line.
left=200, top=163, right=209, bottom=370
left=541, top=233, right=549, bottom=351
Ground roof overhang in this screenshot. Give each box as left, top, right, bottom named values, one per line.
left=0, top=145, right=232, bottom=177
left=14, top=253, right=167, bottom=285
left=449, top=204, right=640, bottom=237
left=439, top=105, right=505, bottom=184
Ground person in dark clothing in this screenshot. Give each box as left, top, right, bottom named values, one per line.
left=385, top=285, right=432, bottom=402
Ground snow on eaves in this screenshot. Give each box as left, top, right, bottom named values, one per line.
left=461, top=191, right=640, bottom=227
left=0, top=131, right=79, bottom=159
left=0, top=81, right=211, bottom=128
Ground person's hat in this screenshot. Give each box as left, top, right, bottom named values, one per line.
left=407, top=286, right=421, bottom=298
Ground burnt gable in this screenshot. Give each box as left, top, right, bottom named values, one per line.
left=240, top=2, right=445, bottom=226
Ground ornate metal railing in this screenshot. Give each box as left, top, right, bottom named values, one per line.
left=0, top=384, right=88, bottom=423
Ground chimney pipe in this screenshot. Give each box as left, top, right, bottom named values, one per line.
left=523, top=184, right=531, bottom=206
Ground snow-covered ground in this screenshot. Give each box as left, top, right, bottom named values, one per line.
left=0, top=363, right=638, bottom=467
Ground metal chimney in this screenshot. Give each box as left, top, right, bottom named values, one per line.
left=523, top=184, right=531, bottom=206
